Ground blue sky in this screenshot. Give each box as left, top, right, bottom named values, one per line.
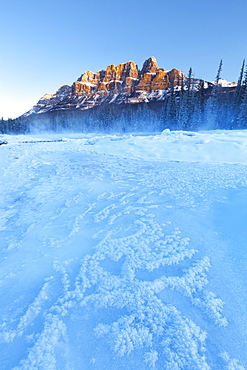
left=1, top=0, right=247, bottom=119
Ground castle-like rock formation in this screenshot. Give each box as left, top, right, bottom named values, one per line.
left=25, top=57, right=186, bottom=116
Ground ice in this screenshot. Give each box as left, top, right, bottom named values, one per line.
left=0, top=130, right=247, bottom=369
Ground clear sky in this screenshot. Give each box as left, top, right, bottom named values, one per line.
left=1, top=0, right=247, bottom=119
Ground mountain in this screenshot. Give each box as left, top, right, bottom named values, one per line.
left=211, top=78, right=237, bottom=87
left=23, top=57, right=187, bottom=117
left=9, top=56, right=243, bottom=134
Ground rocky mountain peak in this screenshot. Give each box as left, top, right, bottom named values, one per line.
left=141, top=57, right=159, bottom=74
left=24, top=57, right=187, bottom=117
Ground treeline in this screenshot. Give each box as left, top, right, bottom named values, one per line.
left=160, top=60, right=247, bottom=131
left=1, top=60, right=247, bottom=134
left=0, top=117, right=28, bottom=134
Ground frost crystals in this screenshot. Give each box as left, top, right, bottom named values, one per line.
left=75, top=218, right=228, bottom=368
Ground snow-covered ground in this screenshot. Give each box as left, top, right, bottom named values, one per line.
left=0, top=129, right=247, bottom=369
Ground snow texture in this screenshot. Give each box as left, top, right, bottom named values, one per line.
left=0, top=130, right=247, bottom=369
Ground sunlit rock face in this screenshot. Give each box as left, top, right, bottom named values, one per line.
left=23, top=57, right=186, bottom=116
left=141, top=56, right=159, bottom=74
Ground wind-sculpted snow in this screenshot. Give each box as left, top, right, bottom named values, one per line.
left=0, top=132, right=247, bottom=369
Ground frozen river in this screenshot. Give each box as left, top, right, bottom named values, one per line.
left=0, top=131, right=247, bottom=369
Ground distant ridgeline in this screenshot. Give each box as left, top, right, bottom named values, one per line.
left=2, top=57, right=247, bottom=133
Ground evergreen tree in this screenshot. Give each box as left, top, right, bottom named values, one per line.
left=165, top=88, right=178, bottom=128
left=0, top=117, right=4, bottom=133
left=178, top=73, right=189, bottom=129
left=205, top=60, right=224, bottom=129
left=188, top=70, right=200, bottom=130
left=215, top=59, right=223, bottom=84
left=237, top=59, right=245, bottom=86
left=231, top=59, right=245, bottom=128
left=191, top=80, right=206, bottom=130
left=178, top=68, right=195, bottom=130
left=237, top=64, right=247, bottom=128
left=237, top=89, right=247, bottom=128
left=161, top=75, right=178, bottom=129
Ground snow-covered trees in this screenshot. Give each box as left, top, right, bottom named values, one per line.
left=160, top=59, right=247, bottom=131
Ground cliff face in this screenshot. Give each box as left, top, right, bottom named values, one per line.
left=24, top=57, right=186, bottom=116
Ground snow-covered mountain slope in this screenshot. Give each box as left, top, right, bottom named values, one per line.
left=0, top=130, right=247, bottom=369
left=211, top=78, right=237, bottom=87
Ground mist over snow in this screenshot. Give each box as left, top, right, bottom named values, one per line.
left=0, top=130, right=247, bottom=369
